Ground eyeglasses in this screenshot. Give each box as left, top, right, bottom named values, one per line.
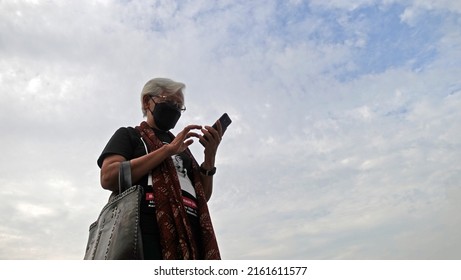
left=150, top=95, right=186, bottom=112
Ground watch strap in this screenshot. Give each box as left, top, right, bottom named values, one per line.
left=200, top=165, right=216, bottom=176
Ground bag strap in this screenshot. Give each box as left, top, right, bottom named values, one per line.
left=118, top=161, right=132, bottom=193
left=139, top=136, right=153, bottom=186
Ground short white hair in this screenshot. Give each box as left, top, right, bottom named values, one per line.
left=140, top=78, right=185, bottom=116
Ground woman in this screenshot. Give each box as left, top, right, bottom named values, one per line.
left=97, top=78, right=221, bottom=259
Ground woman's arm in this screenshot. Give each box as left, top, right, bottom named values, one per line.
left=200, top=162, right=215, bottom=201
left=100, top=145, right=172, bottom=192
left=100, top=125, right=202, bottom=192
left=198, top=122, right=223, bottom=201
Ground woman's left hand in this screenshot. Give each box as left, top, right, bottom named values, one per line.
left=199, top=120, right=223, bottom=159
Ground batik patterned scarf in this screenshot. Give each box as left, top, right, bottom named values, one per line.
left=136, top=121, right=221, bottom=260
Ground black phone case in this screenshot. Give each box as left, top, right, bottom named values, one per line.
left=201, top=113, right=232, bottom=146
left=213, top=113, right=232, bottom=134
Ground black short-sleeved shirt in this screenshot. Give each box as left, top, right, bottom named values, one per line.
left=97, top=127, right=201, bottom=256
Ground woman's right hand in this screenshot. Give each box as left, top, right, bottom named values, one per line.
left=165, top=124, right=202, bottom=155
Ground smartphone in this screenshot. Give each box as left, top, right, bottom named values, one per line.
left=213, top=113, right=232, bottom=135
left=200, top=113, right=232, bottom=146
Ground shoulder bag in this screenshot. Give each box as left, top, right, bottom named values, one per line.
left=84, top=161, right=144, bottom=260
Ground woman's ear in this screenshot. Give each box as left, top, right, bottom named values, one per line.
left=143, top=95, right=151, bottom=110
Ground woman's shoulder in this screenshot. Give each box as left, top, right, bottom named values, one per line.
left=104, top=126, right=142, bottom=149
left=112, top=126, right=140, bottom=138
left=97, top=126, right=143, bottom=167
left=125, top=126, right=140, bottom=137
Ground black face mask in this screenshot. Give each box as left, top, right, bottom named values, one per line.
left=151, top=102, right=181, bottom=131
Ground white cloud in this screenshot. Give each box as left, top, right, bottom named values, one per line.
left=0, top=0, right=460, bottom=260
left=16, top=203, right=55, bottom=218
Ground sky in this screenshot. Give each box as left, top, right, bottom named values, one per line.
left=0, top=0, right=460, bottom=260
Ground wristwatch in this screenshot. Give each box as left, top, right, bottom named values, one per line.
left=200, top=165, right=217, bottom=176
